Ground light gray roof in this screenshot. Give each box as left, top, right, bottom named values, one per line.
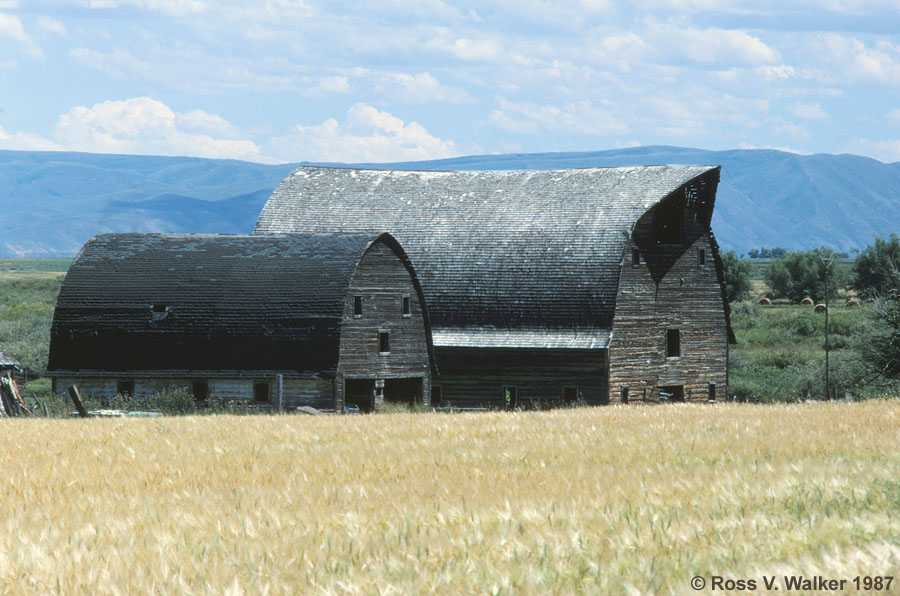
left=255, top=165, right=720, bottom=347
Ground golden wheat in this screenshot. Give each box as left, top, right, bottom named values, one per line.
left=1, top=401, right=899, bottom=595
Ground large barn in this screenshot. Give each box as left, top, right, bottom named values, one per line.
left=47, top=232, right=433, bottom=411
left=255, top=165, right=734, bottom=407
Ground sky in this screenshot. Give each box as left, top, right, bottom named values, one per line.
left=1, top=1, right=900, bottom=165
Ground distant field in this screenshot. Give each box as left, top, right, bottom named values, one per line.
left=2, top=402, right=899, bottom=594
left=0, top=258, right=71, bottom=280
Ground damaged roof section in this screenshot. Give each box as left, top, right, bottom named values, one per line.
left=48, top=232, right=398, bottom=377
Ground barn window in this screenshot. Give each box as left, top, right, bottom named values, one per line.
left=379, top=331, right=391, bottom=354
left=150, top=303, right=169, bottom=321
left=431, top=385, right=442, bottom=405
left=117, top=380, right=134, bottom=397
left=402, top=295, right=411, bottom=317
left=353, top=296, right=363, bottom=317
left=666, top=328, right=681, bottom=358
left=503, top=386, right=517, bottom=410
left=192, top=381, right=209, bottom=401
left=708, top=382, right=717, bottom=402
left=632, top=248, right=641, bottom=268
left=621, top=386, right=629, bottom=403
left=698, top=249, right=706, bottom=267
left=253, top=382, right=270, bottom=403
left=563, top=386, right=577, bottom=404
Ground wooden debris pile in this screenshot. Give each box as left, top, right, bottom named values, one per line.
left=0, top=374, right=27, bottom=417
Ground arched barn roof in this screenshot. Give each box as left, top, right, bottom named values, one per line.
left=48, top=232, right=422, bottom=377
left=255, top=165, right=722, bottom=348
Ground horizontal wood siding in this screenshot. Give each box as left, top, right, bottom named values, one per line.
left=434, top=347, right=608, bottom=408
left=609, top=193, right=728, bottom=403
left=338, top=240, right=431, bottom=410
left=53, top=376, right=336, bottom=409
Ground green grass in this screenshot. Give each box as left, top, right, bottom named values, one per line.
left=0, top=275, right=62, bottom=375
left=729, top=300, right=895, bottom=401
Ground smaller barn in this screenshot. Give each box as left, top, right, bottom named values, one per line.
left=47, top=232, right=434, bottom=411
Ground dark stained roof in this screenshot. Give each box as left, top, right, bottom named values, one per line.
left=255, top=165, right=721, bottom=347
left=48, top=232, right=413, bottom=377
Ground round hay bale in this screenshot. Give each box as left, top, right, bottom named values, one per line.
left=845, top=297, right=860, bottom=308
left=814, top=303, right=827, bottom=313
left=800, top=297, right=814, bottom=305
left=758, top=297, right=772, bottom=305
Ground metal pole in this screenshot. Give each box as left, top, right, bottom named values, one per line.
left=821, top=256, right=834, bottom=400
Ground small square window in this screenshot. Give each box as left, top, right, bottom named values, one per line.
left=666, top=328, right=681, bottom=358
left=402, top=295, right=411, bottom=317
left=698, top=249, right=706, bottom=267
left=379, top=331, right=390, bottom=354
left=192, top=381, right=209, bottom=401
left=117, top=380, right=134, bottom=397
left=632, top=248, right=641, bottom=268
left=353, top=296, right=363, bottom=317
left=253, top=382, right=270, bottom=403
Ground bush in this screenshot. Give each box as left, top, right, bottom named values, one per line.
left=852, top=234, right=900, bottom=299
left=721, top=250, right=752, bottom=303
left=764, top=248, right=848, bottom=303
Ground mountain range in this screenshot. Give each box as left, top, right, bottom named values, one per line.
left=1, top=146, right=899, bottom=256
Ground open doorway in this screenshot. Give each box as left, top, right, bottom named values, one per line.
left=345, top=379, right=375, bottom=412
left=384, top=377, right=423, bottom=407
left=658, top=384, right=684, bottom=402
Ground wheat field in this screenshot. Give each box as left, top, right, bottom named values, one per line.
left=1, top=401, right=899, bottom=595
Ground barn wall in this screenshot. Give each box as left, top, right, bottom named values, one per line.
left=51, top=376, right=336, bottom=409
left=433, top=347, right=608, bottom=409
left=337, top=240, right=431, bottom=410
left=609, top=196, right=728, bottom=403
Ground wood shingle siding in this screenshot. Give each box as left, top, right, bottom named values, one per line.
left=47, top=232, right=433, bottom=410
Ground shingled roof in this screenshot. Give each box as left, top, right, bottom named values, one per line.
left=48, top=232, right=420, bottom=377
left=255, top=165, right=721, bottom=347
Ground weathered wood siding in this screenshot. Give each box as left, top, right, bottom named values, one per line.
left=52, top=376, right=336, bottom=409
left=433, top=347, right=608, bottom=408
left=337, top=240, right=431, bottom=410
left=609, top=193, right=728, bottom=403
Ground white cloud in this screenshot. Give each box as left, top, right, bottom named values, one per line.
left=649, top=23, right=781, bottom=67
left=0, top=12, right=42, bottom=58
left=788, top=101, right=828, bottom=120
left=37, top=17, right=68, bottom=37
left=377, top=72, right=473, bottom=104
left=815, top=34, right=900, bottom=85
left=1, top=97, right=260, bottom=160
left=70, top=47, right=296, bottom=92
left=266, top=103, right=460, bottom=163
left=854, top=138, right=900, bottom=162
left=0, top=125, right=62, bottom=151
left=488, top=98, right=628, bottom=136
left=83, top=0, right=209, bottom=16
left=432, top=37, right=504, bottom=62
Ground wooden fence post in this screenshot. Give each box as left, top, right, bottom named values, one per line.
left=67, top=385, right=90, bottom=418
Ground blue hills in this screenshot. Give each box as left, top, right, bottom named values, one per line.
left=1, top=146, right=899, bottom=256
